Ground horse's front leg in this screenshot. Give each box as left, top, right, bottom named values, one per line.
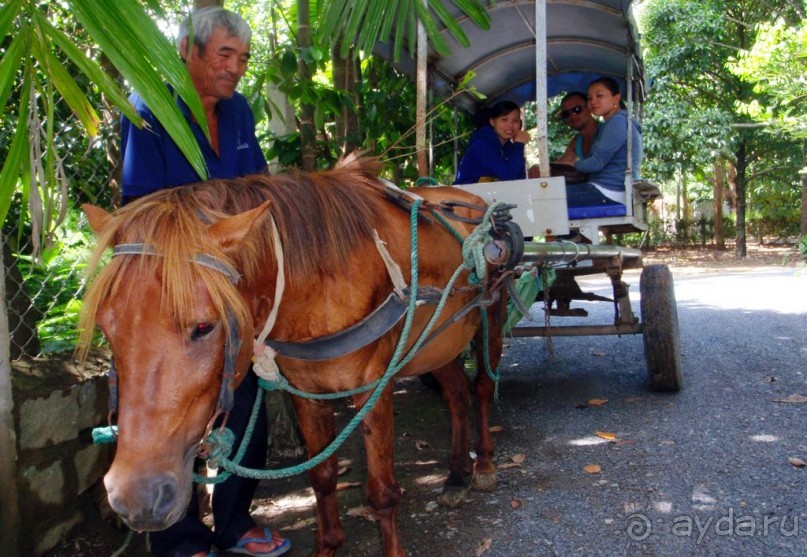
left=429, top=359, right=473, bottom=507
left=472, top=301, right=506, bottom=492
left=291, top=397, right=344, bottom=556
left=354, top=386, right=405, bottom=557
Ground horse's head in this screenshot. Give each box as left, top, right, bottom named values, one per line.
left=80, top=198, right=271, bottom=531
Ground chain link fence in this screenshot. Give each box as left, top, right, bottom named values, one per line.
left=2, top=89, right=120, bottom=362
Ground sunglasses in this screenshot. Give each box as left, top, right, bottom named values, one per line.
left=559, top=105, right=584, bottom=119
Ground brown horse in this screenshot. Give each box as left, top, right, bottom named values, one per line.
left=79, top=157, right=505, bottom=556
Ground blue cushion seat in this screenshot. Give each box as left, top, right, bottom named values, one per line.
left=568, top=203, right=627, bottom=220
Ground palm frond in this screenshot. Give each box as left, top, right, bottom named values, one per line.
left=71, top=0, right=208, bottom=179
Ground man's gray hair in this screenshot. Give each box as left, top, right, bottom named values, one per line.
left=177, top=7, right=251, bottom=54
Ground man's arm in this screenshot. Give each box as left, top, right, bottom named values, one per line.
left=554, top=136, right=578, bottom=164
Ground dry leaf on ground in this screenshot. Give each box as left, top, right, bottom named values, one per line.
left=788, top=457, right=806, bottom=468
left=489, top=425, right=504, bottom=433
left=498, top=462, right=521, bottom=470
left=595, top=431, right=617, bottom=441
left=475, top=538, right=493, bottom=556
left=774, top=393, right=807, bottom=403
left=584, top=464, right=602, bottom=474
left=588, top=398, right=609, bottom=406
left=346, top=505, right=379, bottom=522
left=510, top=498, right=523, bottom=509
left=499, top=453, right=527, bottom=470
left=335, top=481, right=361, bottom=492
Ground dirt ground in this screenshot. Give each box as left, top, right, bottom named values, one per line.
left=42, top=243, right=803, bottom=557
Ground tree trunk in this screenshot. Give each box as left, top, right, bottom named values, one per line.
left=713, top=160, right=725, bottom=249
left=331, top=45, right=361, bottom=156
left=801, top=141, right=807, bottom=236
left=0, top=232, right=21, bottom=557
left=416, top=19, right=428, bottom=177
left=735, top=141, right=748, bottom=257
left=297, top=0, right=316, bottom=171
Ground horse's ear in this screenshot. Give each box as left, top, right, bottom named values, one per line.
left=83, top=204, right=113, bottom=235
left=208, top=200, right=273, bottom=252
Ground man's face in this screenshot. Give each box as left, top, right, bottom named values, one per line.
left=186, top=27, right=250, bottom=101
left=559, top=98, right=591, bottom=131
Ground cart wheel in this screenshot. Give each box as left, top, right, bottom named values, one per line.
left=640, top=264, right=683, bottom=392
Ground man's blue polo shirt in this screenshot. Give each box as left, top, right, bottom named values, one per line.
left=121, top=91, right=267, bottom=198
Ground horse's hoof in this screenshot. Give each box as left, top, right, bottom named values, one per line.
left=437, top=486, right=470, bottom=508
left=472, top=471, right=497, bottom=492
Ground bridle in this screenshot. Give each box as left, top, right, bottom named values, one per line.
left=106, top=244, right=243, bottom=448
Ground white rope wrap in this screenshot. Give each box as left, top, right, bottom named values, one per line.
left=373, top=229, right=407, bottom=298
left=252, top=214, right=286, bottom=382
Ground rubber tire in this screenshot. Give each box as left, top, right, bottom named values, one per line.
left=640, top=264, right=683, bottom=392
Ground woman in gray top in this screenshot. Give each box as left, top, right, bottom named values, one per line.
left=565, top=77, right=643, bottom=212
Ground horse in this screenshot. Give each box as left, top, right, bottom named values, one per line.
left=79, top=156, right=508, bottom=556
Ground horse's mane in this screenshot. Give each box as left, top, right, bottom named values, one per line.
left=78, top=156, right=388, bottom=357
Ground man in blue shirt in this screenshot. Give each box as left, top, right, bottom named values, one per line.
left=121, top=9, right=267, bottom=201
left=119, top=8, right=289, bottom=557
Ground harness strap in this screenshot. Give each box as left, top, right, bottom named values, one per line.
left=264, top=292, right=437, bottom=361
left=110, top=243, right=242, bottom=417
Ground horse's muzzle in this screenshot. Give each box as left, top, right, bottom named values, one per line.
left=105, top=471, right=188, bottom=531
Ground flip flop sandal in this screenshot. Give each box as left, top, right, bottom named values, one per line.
left=226, top=528, right=291, bottom=557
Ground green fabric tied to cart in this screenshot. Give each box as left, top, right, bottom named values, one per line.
left=504, top=266, right=556, bottom=335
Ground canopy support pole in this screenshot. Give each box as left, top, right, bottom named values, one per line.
left=535, top=0, right=549, bottom=177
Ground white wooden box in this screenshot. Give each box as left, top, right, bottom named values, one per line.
left=453, top=177, right=570, bottom=237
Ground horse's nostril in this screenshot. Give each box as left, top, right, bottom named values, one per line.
left=151, top=475, right=179, bottom=521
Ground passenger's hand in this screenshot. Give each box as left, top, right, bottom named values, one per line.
left=513, top=130, right=531, bottom=144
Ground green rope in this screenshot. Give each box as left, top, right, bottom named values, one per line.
left=193, top=381, right=266, bottom=484
left=258, top=374, right=379, bottom=399
left=428, top=210, right=465, bottom=244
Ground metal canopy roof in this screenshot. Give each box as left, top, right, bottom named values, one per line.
left=375, top=0, right=645, bottom=114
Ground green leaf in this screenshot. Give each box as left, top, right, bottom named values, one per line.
left=309, top=46, right=324, bottom=62
left=0, top=25, right=27, bottom=121
left=31, top=25, right=101, bottom=136
left=39, top=15, right=141, bottom=126
left=0, top=74, right=30, bottom=225
left=282, top=50, right=299, bottom=74
left=71, top=0, right=208, bottom=180
left=0, top=0, right=23, bottom=40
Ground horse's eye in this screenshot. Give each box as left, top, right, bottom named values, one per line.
left=191, top=322, right=216, bottom=341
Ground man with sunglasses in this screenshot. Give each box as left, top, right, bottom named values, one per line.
left=554, top=91, right=599, bottom=165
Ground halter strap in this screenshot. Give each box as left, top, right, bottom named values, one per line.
left=112, top=243, right=241, bottom=285
left=110, top=242, right=242, bottom=416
